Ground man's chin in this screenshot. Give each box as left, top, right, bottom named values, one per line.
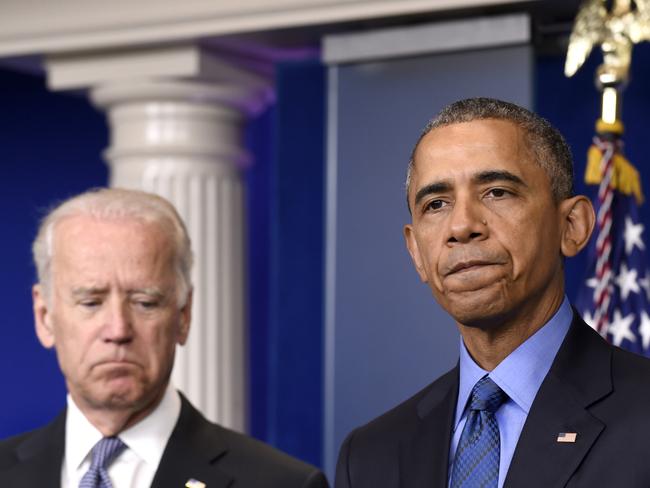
left=440, top=291, right=508, bottom=328
left=86, top=380, right=147, bottom=411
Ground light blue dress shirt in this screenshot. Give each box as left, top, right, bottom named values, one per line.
left=448, top=296, right=573, bottom=488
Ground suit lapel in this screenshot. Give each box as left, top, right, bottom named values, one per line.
left=151, top=395, right=233, bottom=488
left=504, top=314, right=612, bottom=488
left=4, top=410, right=66, bottom=487
left=400, top=367, right=458, bottom=488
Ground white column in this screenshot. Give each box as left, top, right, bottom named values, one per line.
left=46, top=45, right=273, bottom=431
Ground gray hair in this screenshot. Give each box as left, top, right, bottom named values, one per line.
left=405, top=97, right=574, bottom=211
left=32, top=188, right=193, bottom=306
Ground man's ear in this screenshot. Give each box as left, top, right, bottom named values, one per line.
left=33, top=284, right=55, bottom=349
left=177, top=289, right=193, bottom=346
left=404, top=224, right=428, bottom=282
left=559, top=195, right=596, bottom=258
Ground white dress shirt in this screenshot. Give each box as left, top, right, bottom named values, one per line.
left=61, top=384, right=181, bottom=488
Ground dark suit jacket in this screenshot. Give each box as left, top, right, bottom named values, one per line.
left=0, top=394, right=329, bottom=488
left=336, top=314, right=650, bottom=487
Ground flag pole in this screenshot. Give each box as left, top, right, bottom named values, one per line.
left=568, top=0, right=648, bottom=348
left=589, top=62, right=626, bottom=335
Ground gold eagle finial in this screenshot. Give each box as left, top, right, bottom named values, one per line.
left=565, top=0, right=650, bottom=83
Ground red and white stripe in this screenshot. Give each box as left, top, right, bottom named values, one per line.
left=592, top=136, right=616, bottom=335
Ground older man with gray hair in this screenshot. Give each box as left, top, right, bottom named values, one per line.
left=0, top=188, right=327, bottom=488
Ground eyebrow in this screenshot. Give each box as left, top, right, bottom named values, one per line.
left=71, top=287, right=108, bottom=297
left=413, top=170, right=527, bottom=206
left=129, top=288, right=165, bottom=299
left=70, top=287, right=165, bottom=298
left=473, top=170, right=526, bottom=187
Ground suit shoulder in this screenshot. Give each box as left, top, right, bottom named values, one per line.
left=217, top=425, right=322, bottom=478
left=0, top=430, right=31, bottom=464
left=336, top=368, right=456, bottom=487
left=0, top=430, right=34, bottom=448
left=611, top=344, right=650, bottom=384
left=177, top=401, right=327, bottom=488
left=346, top=367, right=457, bottom=446
left=0, top=419, right=63, bottom=472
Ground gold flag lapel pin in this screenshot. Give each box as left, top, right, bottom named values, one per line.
left=557, top=432, right=577, bottom=443
left=185, top=479, right=207, bottom=488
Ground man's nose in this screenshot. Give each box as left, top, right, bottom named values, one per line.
left=103, top=299, right=134, bottom=344
left=447, top=197, right=487, bottom=244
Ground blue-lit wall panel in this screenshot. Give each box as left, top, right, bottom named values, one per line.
left=267, top=60, right=325, bottom=467
left=323, top=45, right=533, bottom=478
left=0, top=69, right=107, bottom=438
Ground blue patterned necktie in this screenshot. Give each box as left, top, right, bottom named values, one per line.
left=79, top=437, right=127, bottom=488
left=450, top=375, right=507, bottom=488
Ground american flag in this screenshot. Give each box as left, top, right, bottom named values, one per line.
left=575, top=127, right=650, bottom=356
left=557, top=432, right=577, bottom=443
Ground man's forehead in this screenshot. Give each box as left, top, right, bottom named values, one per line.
left=50, top=215, right=174, bottom=269
left=411, top=120, right=534, bottom=176
left=54, top=213, right=156, bottom=233
left=414, top=119, right=526, bottom=156
left=53, top=214, right=170, bottom=249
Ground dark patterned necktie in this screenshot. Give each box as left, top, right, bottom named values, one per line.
left=79, top=437, right=127, bottom=488
left=450, top=375, right=507, bottom=488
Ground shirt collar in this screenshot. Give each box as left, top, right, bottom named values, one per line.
left=65, top=383, right=181, bottom=473
left=118, top=383, right=181, bottom=467
left=65, top=396, right=103, bottom=476
left=454, top=296, right=573, bottom=428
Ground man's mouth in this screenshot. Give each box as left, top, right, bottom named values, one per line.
left=93, top=359, right=140, bottom=370
left=445, top=260, right=496, bottom=276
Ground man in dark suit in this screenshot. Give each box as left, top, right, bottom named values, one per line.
left=0, top=188, right=327, bottom=488
left=336, top=98, right=650, bottom=487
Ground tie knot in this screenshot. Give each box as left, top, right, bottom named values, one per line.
left=469, top=376, right=507, bottom=413
left=90, top=437, right=127, bottom=470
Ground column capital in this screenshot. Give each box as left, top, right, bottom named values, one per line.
left=46, top=43, right=274, bottom=115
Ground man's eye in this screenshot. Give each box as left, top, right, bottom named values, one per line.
left=425, top=199, right=446, bottom=211
left=135, top=300, right=158, bottom=310
left=80, top=300, right=101, bottom=308
left=487, top=188, right=509, bottom=198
